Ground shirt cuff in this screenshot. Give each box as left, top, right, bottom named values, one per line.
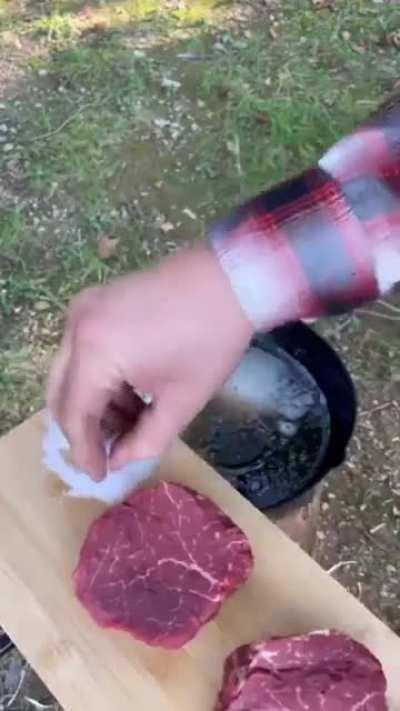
left=209, top=166, right=378, bottom=331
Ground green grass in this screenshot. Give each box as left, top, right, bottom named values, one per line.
left=1, top=0, right=400, bottom=433
left=198, top=4, right=399, bottom=198
left=0, top=206, right=24, bottom=253
left=33, top=12, right=79, bottom=41
left=0, top=345, right=47, bottom=433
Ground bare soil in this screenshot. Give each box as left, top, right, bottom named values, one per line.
left=0, top=0, right=399, bottom=707
left=316, top=316, right=400, bottom=636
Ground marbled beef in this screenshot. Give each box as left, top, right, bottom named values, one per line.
left=217, top=630, right=387, bottom=710
left=74, top=482, right=253, bottom=649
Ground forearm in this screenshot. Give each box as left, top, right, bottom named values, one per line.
left=209, top=100, right=400, bottom=330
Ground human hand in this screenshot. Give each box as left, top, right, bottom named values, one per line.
left=47, top=246, right=253, bottom=480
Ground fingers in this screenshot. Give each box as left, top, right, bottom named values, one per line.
left=101, top=386, right=144, bottom=438
left=56, top=348, right=118, bottom=480
left=111, top=383, right=144, bottom=422
left=109, top=384, right=204, bottom=469
left=46, top=288, right=118, bottom=481
left=46, top=334, right=71, bottom=415
left=49, top=354, right=140, bottom=479
left=69, top=413, right=108, bottom=482
left=46, top=288, right=99, bottom=414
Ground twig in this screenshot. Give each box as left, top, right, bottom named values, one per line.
left=357, top=309, right=400, bottom=322
left=377, top=299, right=400, bottom=314
left=5, top=668, right=26, bottom=708
left=32, top=101, right=100, bottom=142
left=370, top=522, right=386, bottom=535
left=359, top=401, right=394, bottom=417
left=176, top=53, right=213, bottom=61
left=336, top=316, right=355, bottom=332
left=37, top=287, right=66, bottom=313
left=326, top=560, right=357, bottom=576
left=227, top=135, right=243, bottom=178
left=360, top=520, right=399, bottom=552
left=24, top=698, right=55, bottom=710
left=234, top=135, right=243, bottom=179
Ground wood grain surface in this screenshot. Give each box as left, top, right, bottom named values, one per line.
left=0, top=413, right=399, bottom=710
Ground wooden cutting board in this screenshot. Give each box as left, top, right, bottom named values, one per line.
left=0, top=412, right=399, bottom=710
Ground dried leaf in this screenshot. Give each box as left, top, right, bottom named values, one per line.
left=88, top=21, right=108, bottom=33
left=159, top=221, right=175, bottom=234
left=34, top=300, right=50, bottom=312
left=226, top=139, right=239, bottom=156
left=161, top=77, right=181, bottom=91
left=255, top=113, right=270, bottom=125
left=387, top=31, right=400, bottom=48
left=97, top=236, right=120, bottom=260
left=311, top=0, right=333, bottom=9
left=154, top=118, right=170, bottom=130
left=182, top=208, right=197, bottom=221
left=2, top=31, right=22, bottom=49
left=269, top=25, right=279, bottom=40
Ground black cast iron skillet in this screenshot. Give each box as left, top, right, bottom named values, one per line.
left=184, top=322, right=357, bottom=510
left=269, top=322, right=356, bottom=480
left=0, top=631, right=13, bottom=659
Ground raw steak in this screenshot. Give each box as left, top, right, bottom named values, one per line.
left=216, top=630, right=387, bottom=711
left=74, top=482, right=253, bottom=649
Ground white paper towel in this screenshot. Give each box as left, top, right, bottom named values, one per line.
left=42, top=413, right=158, bottom=505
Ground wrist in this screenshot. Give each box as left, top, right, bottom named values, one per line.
left=209, top=166, right=380, bottom=329
left=159, top=244, right=255, bottom=340
left=208, top=206, right=308, bottom=332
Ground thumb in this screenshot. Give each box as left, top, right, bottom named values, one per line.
left=109, top=385, right=199, bottom=468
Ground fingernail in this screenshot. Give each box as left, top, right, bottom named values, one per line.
left=69, top=448, right=106, bottom=482
left=91, top=468, right=106, bottom=482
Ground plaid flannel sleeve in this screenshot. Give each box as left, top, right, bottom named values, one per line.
left=209, top=100, right=400, bottom=330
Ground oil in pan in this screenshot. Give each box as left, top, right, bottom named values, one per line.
left=184, top=331, right=331, bottom=510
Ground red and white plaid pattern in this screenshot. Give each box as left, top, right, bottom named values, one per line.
left=210, top=101, right=400, bottom=329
